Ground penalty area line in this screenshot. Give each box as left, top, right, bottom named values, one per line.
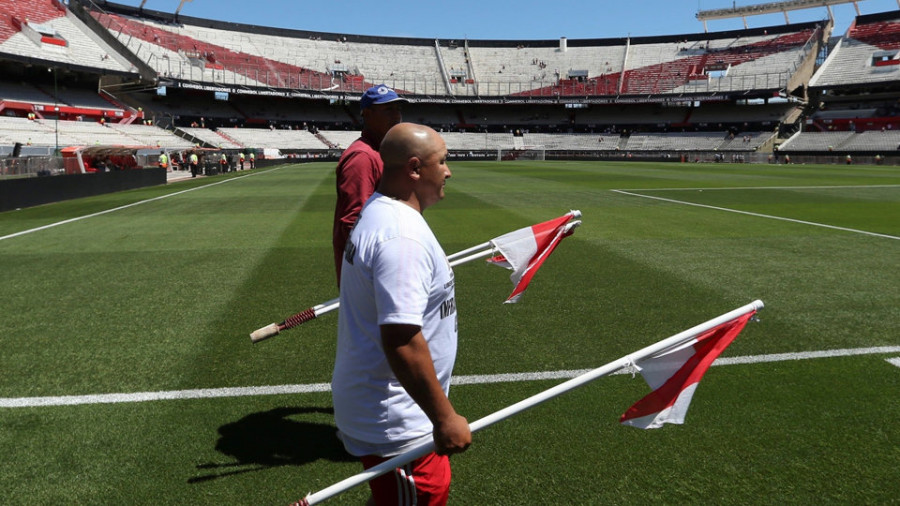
left=611, top=189, right=900, bottom=240
left=2, top=346, right=900, bottom=409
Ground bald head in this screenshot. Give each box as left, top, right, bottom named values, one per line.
left=380, top=123, right=441, bottom=174
left=377, top=123, right=451, bottom=213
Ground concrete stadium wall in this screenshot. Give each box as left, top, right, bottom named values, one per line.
left=0, top=168, right=166, bottom=212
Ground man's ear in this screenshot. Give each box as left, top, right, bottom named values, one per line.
left=407, top=157, right=421, bottom=179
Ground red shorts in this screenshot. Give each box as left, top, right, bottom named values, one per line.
left=360, top=452, right=451, bottom=506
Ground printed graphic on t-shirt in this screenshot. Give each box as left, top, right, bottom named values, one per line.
left=440, top=297, right=456, bottom=319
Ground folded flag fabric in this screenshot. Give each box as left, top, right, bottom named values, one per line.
left=619, top=309, right=757, bottom=429
left=487, top=211, right=581, bottom=303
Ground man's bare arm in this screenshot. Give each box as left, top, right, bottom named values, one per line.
left=381, top=323, right=471, bottom=455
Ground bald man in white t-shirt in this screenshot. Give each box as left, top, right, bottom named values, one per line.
left=332, top=123, right=468, bottom=506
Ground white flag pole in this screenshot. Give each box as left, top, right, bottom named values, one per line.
left=250, top=211, right=582, bottom=343
left=249, top=246, right=498, bottom=342
left=293, top=300, right=764, bottom=505
left=446, top=241, right=492, bottom=261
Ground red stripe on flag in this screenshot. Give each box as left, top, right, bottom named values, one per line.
left=619, top=310, right=756, bottom=428
left=504, top=222, right=570, bottom=302
left=488, top=212, right=577, bottom=303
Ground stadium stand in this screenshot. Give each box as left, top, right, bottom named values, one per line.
left=0, top=0, right=132, bottom=73
left=176, top=127, right=243, bottom=149
left=90, top=9, right=373, bottom=91
left=522, top=133, right=624, bottom=151
left=2, top=0, right=900, bottom=176
left=811, top=11, right=900, bottom=89
left=780, top=129, right=900, bottom=152
left=439, top=132, right=516, bottom=151
left=0, top=115, right=191, bottom=149
left=716, top=131, right=776, bottom=151
left=513, top=24, right=822, bottom=97
left=318, top=130, right=364, bottom=150
left=82, top=1, right=825, bottom=100
left=779, top=130, right=855, bottom=151
left=841, top=130, right=900, bottom=151
left=623, top=132, right=732, bottom=151
left=218, top=127, right=326, bottom=150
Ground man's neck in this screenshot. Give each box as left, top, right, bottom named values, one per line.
left=361, top=128, right=384, bottom=149
left=376, top=187, right=421, bottom=214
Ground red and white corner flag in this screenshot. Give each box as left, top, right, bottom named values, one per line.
left=619, top=309, right=757, bottom=429
left=290, top=301, right=763, bottom=505
left=487, top=211, right=581, bottom=303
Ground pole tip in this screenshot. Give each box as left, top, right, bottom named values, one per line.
left=250, top=323, right=280, bottom=343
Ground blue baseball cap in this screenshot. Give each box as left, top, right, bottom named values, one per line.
left=360, top=84, right=407, bottom=110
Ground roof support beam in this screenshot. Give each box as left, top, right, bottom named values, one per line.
left=697, top=0, right=861, bottom=31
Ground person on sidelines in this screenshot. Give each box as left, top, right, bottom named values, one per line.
left=158, top=151, right=168, bottom=171
left=189, top=152, right=199, bottom=178
left=332, top=84, right=407, bottom=286
left=249, top=151, right=255, bottom=169
left=332, top=123, right=467, bottom=506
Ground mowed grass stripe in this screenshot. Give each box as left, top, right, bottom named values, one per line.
left=0, top=168, right=283, bottom=241
left=177, top=164, right=341, bottom=388
left=612, top=189, right=900, bottom=240
left=1, top=161, right=898, bottom=505
left=0, top=165, right=330, bottom=396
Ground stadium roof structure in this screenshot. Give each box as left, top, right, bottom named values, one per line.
left=696, top=0, right=881, bottom=31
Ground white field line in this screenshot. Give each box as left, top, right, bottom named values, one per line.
left=888, top=357, right=900, bottom=369
left=0, top=168, right=281, bottom=242
left=615, top=184, right=900, bottom=192
left=2, top=345, right=899, bottom=409
left=611, top=189, right=900, bottom=240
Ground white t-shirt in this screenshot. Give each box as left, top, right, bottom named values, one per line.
left=332, top=193, right=458, bottom=456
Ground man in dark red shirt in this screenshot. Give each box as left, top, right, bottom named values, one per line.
left=333, top=85, right=406, bottom=285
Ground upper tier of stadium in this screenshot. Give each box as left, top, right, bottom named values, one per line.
left=4, top=0, right=900, bottom=162
left=86, top=1, right=825, bottom=99
left=811, top=10, right=900, bottom=89
left=0, top=0, right=844, bottom=100
left=1, top=1, right=899, bottom=101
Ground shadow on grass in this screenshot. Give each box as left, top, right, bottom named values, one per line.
left=188, top=406, right=353, bottom=483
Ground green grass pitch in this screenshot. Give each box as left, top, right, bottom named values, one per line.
left=0, top=160, right=898, bottom=504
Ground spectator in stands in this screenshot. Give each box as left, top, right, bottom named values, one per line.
left=332, top=84, right=407, bottom=286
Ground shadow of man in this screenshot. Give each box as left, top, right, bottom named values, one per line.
left=189, top=406, right=353, bottom=483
